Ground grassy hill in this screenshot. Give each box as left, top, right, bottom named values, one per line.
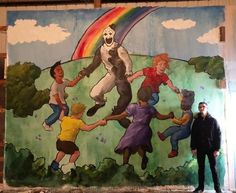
left=5, top=55, right=224, bottom=176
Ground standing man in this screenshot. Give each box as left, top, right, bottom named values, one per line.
left=191, top=102, right=222, bottom=193
left=80, top=24, right=133, bottom=128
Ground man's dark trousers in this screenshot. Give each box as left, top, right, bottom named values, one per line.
left=196, top=149, right=221, bottom=191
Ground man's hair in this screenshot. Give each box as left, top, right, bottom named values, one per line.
left=109, top=24, right=116, bottom=31
left=198, top=101, right=208, bottom=107
left=50, top=61, right=61, bottom=78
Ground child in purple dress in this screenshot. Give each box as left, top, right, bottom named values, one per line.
left=105, top=87, right=173, bottom=170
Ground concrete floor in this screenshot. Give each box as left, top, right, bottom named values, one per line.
left=0, top=185, right=235, bottom=193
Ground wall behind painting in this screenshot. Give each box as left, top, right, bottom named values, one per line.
left=0, top=0, right=236, bottom=190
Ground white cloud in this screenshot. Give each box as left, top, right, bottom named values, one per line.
left=162, top=18, right=196, bottom=30
left=8, top=19, right=71, bottom=45
left=197, top=27, right=220, bottom=44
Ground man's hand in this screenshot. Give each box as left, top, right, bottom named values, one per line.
left=125, top=71, right=133, bottom=76
left=79, top=69, right=88, bottom=77
left=213, top=150, right=220, bottom=157
left=127, top=76, right=133, bottom=83
left=77, top=72, right=85, bottom=79
left=192, top=149, right=197, bottom=157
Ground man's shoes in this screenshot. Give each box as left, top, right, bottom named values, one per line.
left=157, top=131, right=166, bottom=141
left=42, top=122, right=53, bottom=131
left=168, top=150, right=178, bottom=158
left=192, top=187, right=204, bottom=193
left=215, top=189, right=223, bottom=193
left=87, top=103, right=105, bottom=116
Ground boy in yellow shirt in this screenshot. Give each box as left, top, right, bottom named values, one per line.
left=50, top=103, right=106, bottom=174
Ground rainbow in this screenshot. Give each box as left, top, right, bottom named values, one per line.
left=72, top=6, right=158, bottom=60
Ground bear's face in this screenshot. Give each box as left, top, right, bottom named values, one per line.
left=103, top=26, right=115, bottom=47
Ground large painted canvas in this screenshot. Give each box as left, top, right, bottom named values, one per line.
left=5, top=6, right=226, bottom=188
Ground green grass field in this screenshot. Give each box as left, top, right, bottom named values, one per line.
left=5, top=55, right=224, bottom=176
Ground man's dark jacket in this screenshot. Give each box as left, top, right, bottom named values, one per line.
left=191, top=113, right=221, bottom=151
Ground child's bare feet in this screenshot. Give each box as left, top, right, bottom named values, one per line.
left=42, top=122, right=53, bottom=131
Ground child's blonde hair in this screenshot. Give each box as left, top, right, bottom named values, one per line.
left=71, top=103, right=86, bottom=115
left=152, top=53, right=170, bottom=68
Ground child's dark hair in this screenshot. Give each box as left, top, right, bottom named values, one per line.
left=181, top=89, right=195, bottom=110
left=137, top=87, right=153, bottom=102
left=50, top=61, right=61, bottom=78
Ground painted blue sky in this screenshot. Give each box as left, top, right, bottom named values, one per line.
left=7, top=6, right=224, bottom=69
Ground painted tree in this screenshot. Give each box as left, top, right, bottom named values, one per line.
left=6, top=62, right=49, bottom=117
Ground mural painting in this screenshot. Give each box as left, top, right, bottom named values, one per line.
left=5, top=6, right=226, bottom=188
